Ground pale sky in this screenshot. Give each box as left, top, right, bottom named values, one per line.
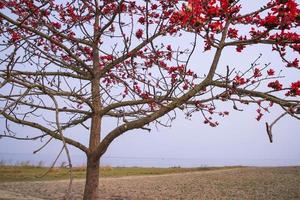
left=0, top=1, right=299, bottom=167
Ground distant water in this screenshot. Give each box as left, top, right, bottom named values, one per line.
left=0, top=152, right=299, bottom=167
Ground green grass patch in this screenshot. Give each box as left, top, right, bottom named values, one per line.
left=0, top=165, right=241, bottom=182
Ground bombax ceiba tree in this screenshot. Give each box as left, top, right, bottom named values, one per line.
left=0, top=0, right=299, bottom=199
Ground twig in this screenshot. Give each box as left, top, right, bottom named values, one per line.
left=265, top=104, right=300, bottom=143
left=33, top=137, right=53, bottom=154
left=0, top=88, right=31, bottom=115
left=36, top=146, right=64, bottom=178
left=49, top=95, right=73, bottom=199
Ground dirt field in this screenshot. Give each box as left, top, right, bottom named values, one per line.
left=0, top=167, right=299, bottom=200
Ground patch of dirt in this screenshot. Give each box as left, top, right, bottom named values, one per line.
left=0, top=167, right=299, bottom=200
left=0, top=189, right=44, bottom=200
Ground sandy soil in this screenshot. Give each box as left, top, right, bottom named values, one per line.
left=0, top=167, right=299, bottom=200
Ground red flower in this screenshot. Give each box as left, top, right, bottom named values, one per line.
left=286, top=81, right=300, bottom=96
left=291, top=81, right=300, bottom=89
left=62, top=55, right=71, bottom=62
left=11, top=31, right=21, bottom=42
left=254, top=68, right=262, bottom=78
left=234, top=75, right=246, bottom=85
left=267, top=69, right=275, bottom=76
left=220, top=0, right=229, bottom=10
left=268, top=80, right=283, bottom=90
left=227, top=28, right=238, bottom=39
left=236, top=45, right=245, bottom=52
left=207, top=6, right=219, bottom=16
left=100, top=55, right=114, bottom=60
left=51, top=22, right=61, bottom=29
left=151, top=4, right=158, bottom=10
left=261, top=15, right=279, bottom=29
left=83, top=47, right=92, bottom=55
left=138, top=17, right=145, bottom=24
left=287, top=58, right=299, bottom=68
left=135, top=29, right=143, bottom=39
left=210, top=21, right=223, bottom=32
left=66, top=5, right=78, bottom=21
left=182, top=83, right=189, bottom=90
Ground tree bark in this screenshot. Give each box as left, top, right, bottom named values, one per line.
left=83, top=69, right=101, bottom=199
left=83, top=155, right=100, bottom=200
left=83, top=77, right=101, bottom=200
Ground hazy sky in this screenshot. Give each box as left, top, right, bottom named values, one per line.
left=0, top=1, right=299, bottom=167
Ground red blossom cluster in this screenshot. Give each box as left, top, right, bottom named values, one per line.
left=234, top=75, right=247, bottom=85
left=10, top=31, right=21, bottom=42
left=169, top=0, right=241, bottom=50
left=253, top=68, right=262, bottom=78
left=169, top=0, right=300, bottom=69
left=135, top=29, right=143, bottom=39
left=286, top=81, right=300, bottom=96
left=268, top=80, right=283, bottom=90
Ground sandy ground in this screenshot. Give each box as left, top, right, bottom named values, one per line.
left=0, top=167, right=299, bottom=200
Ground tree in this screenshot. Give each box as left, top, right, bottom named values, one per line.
left=0, top=0, right=299, bottom=199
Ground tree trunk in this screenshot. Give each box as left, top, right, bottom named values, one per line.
left=83, top=6, right=102, bottom=199
left=83, top=155, right=100, bottom=200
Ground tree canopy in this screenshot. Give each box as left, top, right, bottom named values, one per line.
left=0, top=0, right=299, bottom=199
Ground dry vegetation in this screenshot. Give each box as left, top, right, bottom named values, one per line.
left=0, top=166, right=299, bottom=199
left=0, top=165, right=231, bottom=182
